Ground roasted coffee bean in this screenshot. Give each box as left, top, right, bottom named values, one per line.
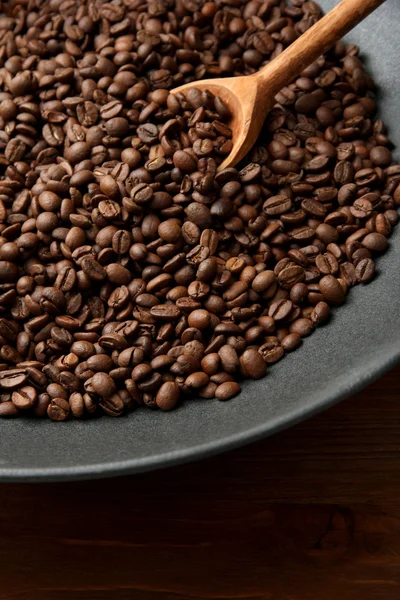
left=201, top=354, right=220, bottom=376
left=99, top=393, right=125, bottom=417
left=340, top=262, right=357, bottom=287
left=263, top=195, right=292, bottom=216
left=150, top=305, right=181, bottom=321
left=311, top=302, right=331, bottom=326
left=91, top=372, right=116, bottom=398
left=81, top=257, right=106, bottom=281
left=137, top=372, right=163, bottom=393
left=0, top=369, right=27, bottom=390
left=47, top=383, right=67, bottom=400
left=47, top=397, right=70, bottom=421
left=198, top=382, right=218, bottom=399
left=278, top=264, right=305, bottom=289
left=319, top=275, right=345, bottom=306
left=362, top=232, right=389, bottom=253
left=289, top=318, right=314, bottom=337
left=239, top=349, right=267, bottom=379
left=259, top=339, right=284, bottom=364
left=355, top=258, right=376, bottom=283
left=252, top=271, right=276, bottom=293
left=70, top=341, right=95, bottom=360
left=215, top=381, right=241, bottom=401
left=290, top=283, right=309, bottom=304
left=184, top=372, right=209, bottom=390
left=12, top=386, right=37, bottom=409
left=69, top=392, right=84, bottom=419
left=218, top=345, right=239, bottom=374
left=34, top=393, right=51, bottom=418
left=315, top=253, right=339, bottom=275
left=0, top=261, right=18, bottom=283
left=268, top=299, right=293, bottom=321
left=87, top=355, right=114, bottom=373
left=0, top=401, right=19, bottom=417
left=156, top=381, right=180, bottom=411
left=281, top=333, right=302, bottom=352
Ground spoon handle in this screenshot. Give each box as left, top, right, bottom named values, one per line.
left=255, top=0, right=386, bottom=98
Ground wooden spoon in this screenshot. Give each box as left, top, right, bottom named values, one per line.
left=172, top=0, right=386, bottom=171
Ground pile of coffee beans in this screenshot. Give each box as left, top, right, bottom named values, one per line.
left=0, top=0, right=399, bottom=420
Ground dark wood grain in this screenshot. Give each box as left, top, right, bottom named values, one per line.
left=1, top=365, right=400, bottom=599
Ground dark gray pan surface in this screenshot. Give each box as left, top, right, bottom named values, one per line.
left=0, top=0, right=398, bottom=481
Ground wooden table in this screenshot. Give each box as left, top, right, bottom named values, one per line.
left=1, top=365, right=399, bottom=599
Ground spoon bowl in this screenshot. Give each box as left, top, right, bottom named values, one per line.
left=173, top=75, right=261, bottom=171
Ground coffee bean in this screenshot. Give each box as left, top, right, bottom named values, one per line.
left=70, top=341, right=95, bottom=360
left=0, top=318, right=17, bottom=342
left=239, top=348, right=267, bottom=379
left=150, top=305, right=181, bottom=321
left=65, top=141, right=91, bottom=164
left=215, top=381, right=241, bottom=401
left=311, top=302, right=330, bottom=326
left=91, top=372, right=116, bottom=397
left=334, top=161, right=355, bottom=185
left=182, top=222, right=201, bottom=245
left=47, top=398, right=70, bottom=421
left=277, top=264, right=305, bottom=289
left=290, top=283, right=308, bottom=304
left=173, top=150, right=197, bottom=172
left=156, top=381, right=180, bottom=411
left=200, top=229, right=219, bottom=255
left=33, top=393, right=51, bottom=418
left=263, top=195, right=292, bottom=216
left=69, top=392, right=85, bottom=418
left=268, top=299, right=293, bottom=321
left=315, top=224, right=339, bottom=245
left=185, top=372, right=209, bottom=390
left=86, top=355, right=114, bottom=373
left=137, top=372, right=163, bottom=393
left=0, top=261, right=18, bottom=283
left=319, top=275, right=345, bottom=306
left=252, top=270, right=276, bottom=293
left=81, top=257, right=106, bottom=281
left=281, top=333, right=302, bottom=352
left=362, top=233, right=388, bottom=253
left=0, top=369, right=27, bottom=390
left=315, top=253, right=339, bottom=275
left=218, top=345, right=239, bottom=374
left=10, top=71, right=37, bottom=96
left=42, top=124, right=65, bottom=147
left=99, top=393, right=124, bottom=417
left=173, top=354, right=201, bottom=376
left=47, top=383, right=67, bottom=400
left=258, top=339, right=284, bottom=364
left=301, top=198, right=327, bottom=219
left=370, top=146, right=392, bottom=167
left=0, top=401, right=19, bottom=417
left=355, top=258, right=375, bottom=283
left=289, top=318, right=314, bottom=337
left=340, top=262, right=357, bottom=287
left=198, top=382, right=218, bottom=399
left=12, top=386, right=37, bottom=409
left=201, top=353, right=220, bottom=376
left=100, top=100, right=123, bottom=119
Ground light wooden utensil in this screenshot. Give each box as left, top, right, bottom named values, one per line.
left=172, top=0, right=386, bottom=171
